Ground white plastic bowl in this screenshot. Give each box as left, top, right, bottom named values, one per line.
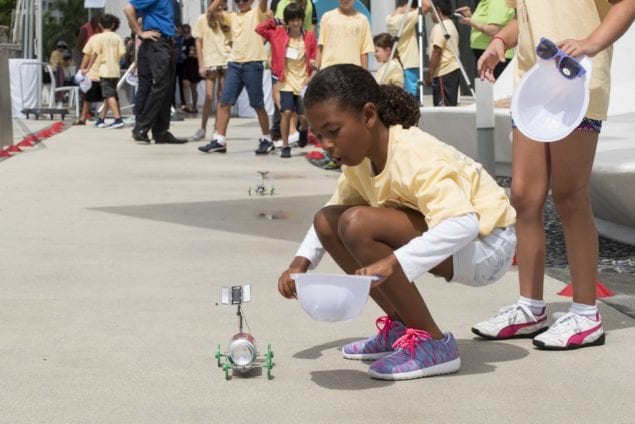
left=291, top=273, right=373, bottom=322
left=511, top=56, right=592, bottom=142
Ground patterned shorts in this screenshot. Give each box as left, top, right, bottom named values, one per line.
left=511, top=116, right=602, bottom=134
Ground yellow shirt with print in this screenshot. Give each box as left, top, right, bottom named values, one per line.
left=386, top=10, right=419, bottom=69
left=514, top=0, right=613, bottom=120
left=222, top=7, right=267, bottom=63
left=428, top=19, right=459, bottom=77
left=318, top=9, right=374, bottom=69
left=82, top=36, right=101, bottom=82
left=327, top=125, right=516, bottom=236
left=90, top=31, right=125, bottom=78
left=193, top=13, right=231, bottom=68
left=278, top=36, right=307, bottom=95
left=375, top=59, right=404, bottom=88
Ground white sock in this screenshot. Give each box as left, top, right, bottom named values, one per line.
left=570, top=302, right=598, bottom=319
left=518, top=296, right=546, bottom=316
left=215, top=134, right=226, bottom=145
left=262, top=134, right=272, bottom=142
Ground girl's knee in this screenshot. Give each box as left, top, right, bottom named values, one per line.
left=337, top=207, right=369, bottom=244
left=552, top=186, right=590, bottom=219
left=511, top=181, right=547, bottom=216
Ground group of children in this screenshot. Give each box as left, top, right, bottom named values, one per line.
left=275, top=0, right=634, bottom=382
left=75, top=14, right=126, bottom=129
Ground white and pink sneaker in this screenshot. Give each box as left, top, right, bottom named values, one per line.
left=472, top=303, right=548, bottom=340
left=533, top=311, right=605, bottom=350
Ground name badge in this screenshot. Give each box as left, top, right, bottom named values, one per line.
left=286, top=47, right=299, bottom=60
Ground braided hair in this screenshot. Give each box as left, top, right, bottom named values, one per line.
left=304, top=64, right=420, bottom=128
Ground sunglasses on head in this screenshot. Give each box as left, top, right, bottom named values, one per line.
left=235, top=0, right=249, bottom=3
left=536, top=37, right=586, bottom=80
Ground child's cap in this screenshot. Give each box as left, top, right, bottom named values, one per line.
left=511, top=53, right=592, bottom=142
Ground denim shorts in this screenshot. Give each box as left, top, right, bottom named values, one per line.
left=452, top=225, right=517, bottom=286
left=279, top=91, right=304, bottom=114
left=220, top=61, right=265, bottom=108
left=511, top=116, right=602, bottom=134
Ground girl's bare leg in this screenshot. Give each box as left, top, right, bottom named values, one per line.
left=314, top=205, right=453, bottom=339
left=280, top=109, right=291, bottom=147
left=511, top=129, right=550, bottom=300
left=182, top=80, right=192, bottom=110
left=549, top=130, right=599, bottom=305
left=190, top=81, right=198, bottom=112
left=201, top=77, right=214, bottom=131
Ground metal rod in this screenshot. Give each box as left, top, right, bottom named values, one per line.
left=417, top=5, right=425, bottom=105
left=427, top=0, right=475, bottom=97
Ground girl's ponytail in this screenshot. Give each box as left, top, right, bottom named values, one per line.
left=377, top=84, right=420, bottom=128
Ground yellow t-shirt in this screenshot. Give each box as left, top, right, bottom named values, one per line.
left=514, top=0, right=613, bottom=120
left=327, top=125, right=516, bottom=236
left=318, top=9, right=374, bottom=69
left=386, top=10, right=419, bottom=70
left=278, top=36, right=307, bottom=95
left=222, top=7, right=267, bottom=63
left=193, top=13, right=231, bottom=68
left=428, top=19, right=459, bottom=77
left=82, top=36, right=101, bottom=82
left=90, top=31, right=125, bottom=78
left=49, top=50, right=68, bottom=70
left=375, top=59, right=404, bottom=87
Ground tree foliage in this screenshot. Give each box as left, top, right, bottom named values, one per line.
left=42, top=0, right=88, bottom=57
left=0, top=0, right=18, bottom=26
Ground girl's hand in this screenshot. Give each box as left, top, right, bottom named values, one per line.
left=199, top=66, right=206, bottom=78
left=277, top=257, right=311, bottom=299
left=557, top=38, right=599, bottom=59
left=477, top=38, right=506, bottom=82
left=355, top=254, right=400, bottom=288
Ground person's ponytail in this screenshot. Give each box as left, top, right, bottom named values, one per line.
left=377, top=84, right=420, bottom=128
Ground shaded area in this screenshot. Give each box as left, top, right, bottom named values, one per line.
left=91, top=195, right=330, bottom=243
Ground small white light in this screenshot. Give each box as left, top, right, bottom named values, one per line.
left=227, top=333, right=257, bottom=368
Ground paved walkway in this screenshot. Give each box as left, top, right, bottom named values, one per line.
left=1, top=116, right=634, bottom=423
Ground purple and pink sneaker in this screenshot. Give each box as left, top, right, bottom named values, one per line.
left=368, top=329, right=461, bottom=380
left=342, top=316, right=406, bottom=360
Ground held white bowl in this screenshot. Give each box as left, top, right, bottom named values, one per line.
left=291, top=273, right=373, bottom=322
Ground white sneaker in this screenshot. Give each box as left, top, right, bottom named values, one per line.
left=533, top=311, right=604, bottom=350
left=472, top=303, right=548, bottom=340
left=288, top=131, right=300, bottom=147
left=193, top=128, right=205, bottom=140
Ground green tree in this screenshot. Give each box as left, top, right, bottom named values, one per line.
left=42, top=0, right=88, bottom=58
left=0, top=0, right=18, bottom=26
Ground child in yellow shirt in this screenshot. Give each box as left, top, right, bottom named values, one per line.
left=277, top=64, right=517, bottom=380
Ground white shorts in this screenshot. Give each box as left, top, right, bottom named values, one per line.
left=452, top=225, right=516, bottom=286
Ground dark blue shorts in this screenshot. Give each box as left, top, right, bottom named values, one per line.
left=220, top=61, right=265, bottom=108
left=279, top=91, right=304, bottom=114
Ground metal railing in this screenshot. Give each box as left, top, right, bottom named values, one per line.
left=0, top=43, right=20, bottom=149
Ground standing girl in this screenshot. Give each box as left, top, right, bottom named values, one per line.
left=373, top=32, right=404, bottom=88
left=193, top=0, right=231, bottom=141
left=472, top=0, right=633, bottom=349
left=277, top=64, right=517, bottom=380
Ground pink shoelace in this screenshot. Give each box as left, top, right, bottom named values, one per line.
left=375, top=316, right=394, bottom=345
left=392, top=328, right=432, bottom=357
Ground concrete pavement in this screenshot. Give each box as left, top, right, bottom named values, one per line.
left=1, top=116, right=634, bottom=423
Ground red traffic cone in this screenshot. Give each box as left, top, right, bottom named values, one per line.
left=557, top=280, right=615, bottom=298
left=6, top=145, right=22, bottom=153
left=0, top=149, right=12, bottom=158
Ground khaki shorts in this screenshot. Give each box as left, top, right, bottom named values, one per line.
left=452, top=225, right=516, bottom=286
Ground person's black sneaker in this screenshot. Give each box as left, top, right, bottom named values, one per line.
left=198, top=139, right=227, bottom=153
left=255, top=139, right=274, bottom=155
left=298, top=129, right=308, bottom=148
left=156, top=131, right=188, bottom=144
left=132, top=130, right=150, bottom=143
left=280, top=146, right=291, bottom=158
